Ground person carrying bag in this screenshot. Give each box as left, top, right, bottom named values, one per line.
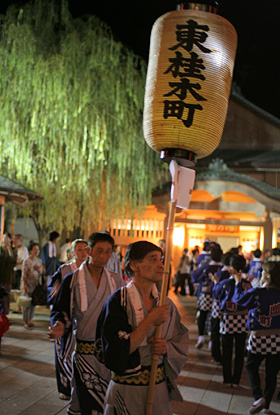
left=20, top=242, right=45, bottom=329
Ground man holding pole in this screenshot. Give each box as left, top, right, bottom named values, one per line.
left=95, top=241, right=188, bottom=414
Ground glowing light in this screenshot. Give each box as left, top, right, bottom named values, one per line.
left=173, top=227, right=185, bottom=246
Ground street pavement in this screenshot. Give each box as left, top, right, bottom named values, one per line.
left=0, top=292, right=279, bottom=415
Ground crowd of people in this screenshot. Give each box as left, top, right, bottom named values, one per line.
left=48, top=234, right=188, bottom=415
left=0, top=231, right=279, bottom=414
left=176, top=240, right=280, bottom=415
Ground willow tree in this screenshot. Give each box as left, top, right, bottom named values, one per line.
left=0, top=0, right=164, bottom=238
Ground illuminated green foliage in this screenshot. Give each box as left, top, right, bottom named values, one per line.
left=0, top=0, right=164, bottom=234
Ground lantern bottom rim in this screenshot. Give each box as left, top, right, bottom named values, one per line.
left=160, top=149, right=197, bottom=167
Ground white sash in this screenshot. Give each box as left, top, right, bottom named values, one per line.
left=78, top=262, right=117, bottom=312
left=126, top=281, right=159, bottom=346
left=48, top=241, right=56, bottom=258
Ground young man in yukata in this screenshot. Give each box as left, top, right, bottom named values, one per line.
left=48, top=232, right=125, bottom=415
left=95, top=241, right=189, bottom=415
left=48, top=239, right=89, bottom=401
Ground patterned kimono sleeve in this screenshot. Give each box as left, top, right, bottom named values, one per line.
left=47, top=267, right=63, bottom=305
left=232, top=284, right=258, bottom=310
left=50, top=273, right=72, bottom=327
left=164, top=299, right=189, bottom=379
left=96, top=288, right=140, bottom=376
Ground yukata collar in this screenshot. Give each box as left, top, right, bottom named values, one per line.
left=78, top=260, right=116, bottom=312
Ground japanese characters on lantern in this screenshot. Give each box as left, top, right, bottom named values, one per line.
left=163, top=19, right=212, bottom=128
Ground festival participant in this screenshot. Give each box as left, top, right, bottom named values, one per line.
left=48, top=239, right=88, bottom=401
left=210, top=251, right=233, bottom=363
left=48, top=232, right=125, bottom=415
left=192, top=245, right=223, bottom=349
left=232, top=261, right=280, bottom=414
left=214, top=255, right=251, bottom=387
left=248, top=249, right=263, bottom=288
left=196, top=240, right=211, bottom=267
left=95, top=241, right=188, bottom=415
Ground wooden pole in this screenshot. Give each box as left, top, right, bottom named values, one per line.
left=145, top=198, right=177, bottom=415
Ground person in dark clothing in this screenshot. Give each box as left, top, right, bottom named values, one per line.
left=174, top=248, right=193, bottom=296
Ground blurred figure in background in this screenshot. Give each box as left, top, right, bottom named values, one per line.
left=41, top=231, right=60, bottom=285
left=174, top=248, right=193, bottom=296
left=21, top=242, right=44, bottom=329
left=12, top=234, right=29, bottom=313
left=0, top=233, right=17, bottom=314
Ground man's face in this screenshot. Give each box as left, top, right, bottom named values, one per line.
left=87, top=241, right=113, bottom=268
left=74, top=242, right=88, bottom=262
left=131, top=251, right=164, bottom=282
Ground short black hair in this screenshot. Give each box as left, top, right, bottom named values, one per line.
left=229, top=254, right=246, bottom=272
left=210, top=245, right=222, bottom=262
left=49, top=231, right=59, bottom=241
left=253, top=248, right=262, bottom=258
left=222, top=251, right=233, bottom=266
left=87, top=232, right=114, bottom=250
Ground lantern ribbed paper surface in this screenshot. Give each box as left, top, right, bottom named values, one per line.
left=143, top=10, right=237, bottom=160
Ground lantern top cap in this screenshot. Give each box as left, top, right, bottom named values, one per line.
left=176, top=1, right=219, bottom=13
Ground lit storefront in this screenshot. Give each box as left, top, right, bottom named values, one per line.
left=110, top=160, right=280, bottom=270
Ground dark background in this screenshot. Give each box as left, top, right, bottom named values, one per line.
left=1, top=0, right=280, bottom=119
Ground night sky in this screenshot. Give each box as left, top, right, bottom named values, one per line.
left=1, top=0, right=280, bottom=119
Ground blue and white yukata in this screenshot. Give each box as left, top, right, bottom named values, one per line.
left=95, top=281, right=189, bottom=415
left=211, top=267, right=231, bottom=363
left=233, top=283, right=280, bottom=409
left=248, top=258, right=263, bottom=288
left=52, top=260, right=125, bottom=415
left=215, top=276, right=252, bottom=385
left=49, top=262, right=78, bottom=397
left=192, top=262, right=222, bottom=338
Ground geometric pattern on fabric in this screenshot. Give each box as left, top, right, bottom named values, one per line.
left=199, top=293, right=213, bottom=311
left=247, top=333, right=280, bottom=355
left=211, top=299, right=220, bottom=319
left=220, top=313, right=248, bottom=334
left=114, top=391, right=132, bottom=415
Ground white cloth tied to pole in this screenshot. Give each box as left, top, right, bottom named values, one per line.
left=169, top=160, right=195, bottom=209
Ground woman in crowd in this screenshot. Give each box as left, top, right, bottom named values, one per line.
left=21, top=242, right=44, bottom=329
left=232, top=261, right=280, bottom=414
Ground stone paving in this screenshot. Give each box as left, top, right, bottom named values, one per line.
left=0, top=293, right=279, bottom=415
